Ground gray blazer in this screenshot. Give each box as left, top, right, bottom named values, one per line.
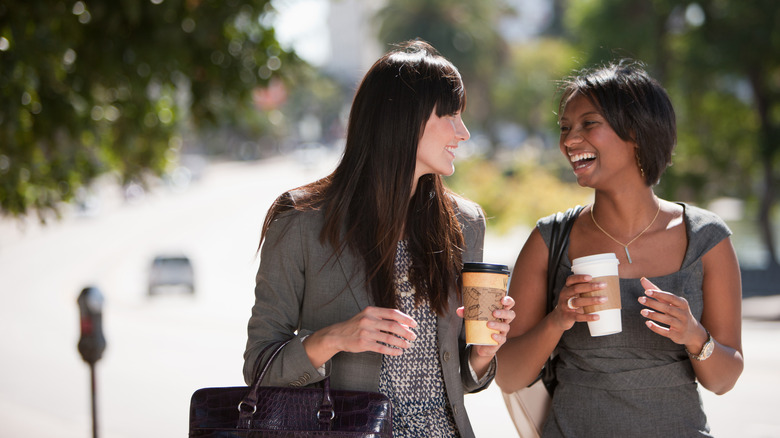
left=243, top=193, right=491, bottom=438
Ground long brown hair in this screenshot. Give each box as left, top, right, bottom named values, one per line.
left=259, top=40, right=467, bottom=315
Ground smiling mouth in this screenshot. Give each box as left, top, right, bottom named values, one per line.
left=570, top=152, right=596, bottom=169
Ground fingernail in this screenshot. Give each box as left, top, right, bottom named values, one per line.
left=598, top=297, right=607, bottom=303
left=638, top=296, right=647, bottom=304
left=640, top=309, right=650, bottom=317
left=646, top=290, right=654, bottom=297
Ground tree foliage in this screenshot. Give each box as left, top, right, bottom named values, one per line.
left=0, top=0, right=299, bottom=220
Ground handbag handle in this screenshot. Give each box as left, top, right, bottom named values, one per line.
left=238, top=338, right=335, bottom=429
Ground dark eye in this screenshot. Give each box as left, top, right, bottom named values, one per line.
left=559, top=125, right=570, bottom=133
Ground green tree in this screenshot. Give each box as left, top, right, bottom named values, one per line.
left=674, top=0, right=780, bottom=266
left=491, top=38, right=579, bottom=144
left=563, top=0, right=680, bottom=80
left=0, top=0, right=300, bottom=220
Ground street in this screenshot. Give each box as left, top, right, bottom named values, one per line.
left=0, top=155, right=778, bottom=437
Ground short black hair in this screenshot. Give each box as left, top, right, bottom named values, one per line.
left=558, top=60, right=676, bottom=185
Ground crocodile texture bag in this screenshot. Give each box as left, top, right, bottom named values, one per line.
left=189, top=340, right=393, bottom=437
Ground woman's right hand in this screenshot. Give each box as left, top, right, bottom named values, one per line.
left=553, top=274, right=607, bottom=331
left=303, top=306, right=418, bottom=367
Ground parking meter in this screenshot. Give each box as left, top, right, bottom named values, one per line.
left=77, top=286, right=106, bottom=365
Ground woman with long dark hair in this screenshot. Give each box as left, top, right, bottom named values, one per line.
left=244, top=40, right=515, bottom=438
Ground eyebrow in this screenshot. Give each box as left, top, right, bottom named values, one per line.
left=560, top=110, right=601, bottom=122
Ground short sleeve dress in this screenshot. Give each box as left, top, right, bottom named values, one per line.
left=538, top=203, right=731, bottom=438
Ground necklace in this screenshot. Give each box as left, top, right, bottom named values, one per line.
left=590, top=201, right=661, bottom=264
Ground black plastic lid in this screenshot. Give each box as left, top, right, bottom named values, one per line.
left=462, top=262, right=510, bottom=275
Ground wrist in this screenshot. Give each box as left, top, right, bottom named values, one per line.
left=303, top=330, right=336, bottom=368
left=685, top=327, right=715, bottom=361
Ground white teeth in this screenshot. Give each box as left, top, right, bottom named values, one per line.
left=570, top=152, right=596, bottom=163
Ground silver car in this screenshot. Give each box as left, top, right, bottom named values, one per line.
left=148, top=255, right=195, bottom=295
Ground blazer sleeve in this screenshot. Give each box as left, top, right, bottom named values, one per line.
left=242, top=209, right=323, bottom=386
left=453, top=196, right=496, bottom=393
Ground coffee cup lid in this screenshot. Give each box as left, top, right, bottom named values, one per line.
left=571, top=253, right=619, bottom=267
left=462, top=262, right=510, bottom=275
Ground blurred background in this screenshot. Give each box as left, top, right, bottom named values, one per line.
left=1, top=0, right=778, bottom=436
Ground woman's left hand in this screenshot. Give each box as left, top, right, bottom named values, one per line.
left=457, top=295, right=516, bottom=356
left=638, top=277, right=706, bottom=347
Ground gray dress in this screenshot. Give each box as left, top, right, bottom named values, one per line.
left=539, top=203, right=731, bottom=438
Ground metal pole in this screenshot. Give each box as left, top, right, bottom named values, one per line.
left=90, top=362, right=98, bottom=438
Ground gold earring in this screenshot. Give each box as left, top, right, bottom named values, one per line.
left=635, top=149, right=645, bottom=178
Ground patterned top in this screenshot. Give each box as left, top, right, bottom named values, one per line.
left=539, top=204, right=731, bottom=437
left=378, top=240, right=459, bottom=437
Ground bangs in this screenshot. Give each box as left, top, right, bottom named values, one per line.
left=435, top=77, right=466, bottom=116
left=433, top=60, right=466, bottom=116
left=387, top=47, right=465, bottom=117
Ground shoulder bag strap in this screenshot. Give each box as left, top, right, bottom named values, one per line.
left=546, top=205, right=584, bottom=313
left=541, top=205, right=583, bottom=395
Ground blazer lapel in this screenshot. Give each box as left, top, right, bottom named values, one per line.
left=336, top=247, right=372, bottom=310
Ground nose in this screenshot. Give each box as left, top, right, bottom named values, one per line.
left=456, top=117, right=470, bottom=142
left=561, top=127, right=583, bottom=148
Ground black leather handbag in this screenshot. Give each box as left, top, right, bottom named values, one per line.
left=189, top=340, right=393, bottom=437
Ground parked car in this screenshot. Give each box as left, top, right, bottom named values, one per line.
left=148, top=255, right=195, bottom=296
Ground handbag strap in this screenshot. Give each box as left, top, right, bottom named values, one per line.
left=546, top=205, right=583, bottom=312
left=538, top=206, right=582, bottom=394
left=238, top=338, right=336, bottom=430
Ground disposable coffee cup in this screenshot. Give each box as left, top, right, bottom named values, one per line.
left=462, top=263, right=510, bottom=345
left=571, top=253, right=622, bottom=337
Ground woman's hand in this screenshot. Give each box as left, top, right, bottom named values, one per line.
left=458, top=295, right=515, bottom=379
left=553, top=274, right=607, bottom=330
left=303, top=306, right=417, bottom=368
left=638, top=277, right=708, bottom=350
left=457, top=295, right=517, bottom=357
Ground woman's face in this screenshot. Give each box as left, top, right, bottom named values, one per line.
left=414, top=107, right=470, bottom=182
left=558, top=93, right=638, bottom=188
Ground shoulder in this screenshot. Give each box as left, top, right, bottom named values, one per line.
left=449, top=192, right=485, bottom=224
left=536, top=205, right=584, bottom=244
left=448, top=192, right=486, bottom=240
left=267, top=189, right=325, bottom=233
left=680, top=202, right=732, bottom=239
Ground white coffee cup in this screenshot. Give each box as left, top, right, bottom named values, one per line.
left=571, top=253, right=622, bottom=337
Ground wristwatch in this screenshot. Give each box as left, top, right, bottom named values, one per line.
left=686, top=329, right=715, bottom=361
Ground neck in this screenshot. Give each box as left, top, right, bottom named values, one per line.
left=591, top=190, right=660, bottom=237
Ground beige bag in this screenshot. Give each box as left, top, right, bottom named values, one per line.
left=501, top=379, right=551, bottom=438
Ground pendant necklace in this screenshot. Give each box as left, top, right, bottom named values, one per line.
left=590, top=201, right=661, bottom=264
